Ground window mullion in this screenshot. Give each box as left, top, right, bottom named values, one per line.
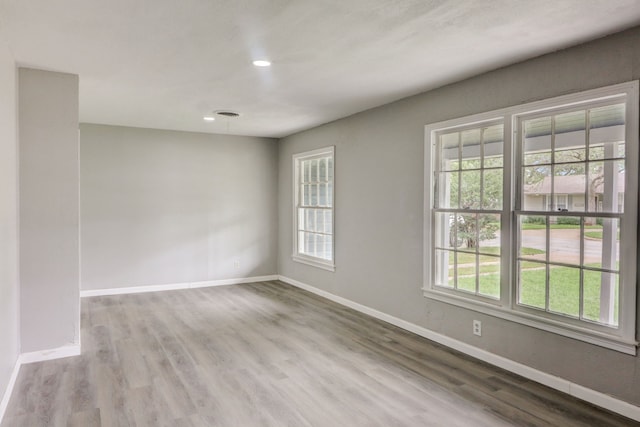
left=457, top=132, right=462, bottom=209
left=550, top=117, right=556, bottom=211
left=502, top=116, right=514, bottom=307
left=545, top=217, right=551, bottom=311
left=579, top=217, right=585, bottom=320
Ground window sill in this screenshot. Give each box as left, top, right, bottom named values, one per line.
left=292, top=254, right=335, bottom=272
left=423, top=287, right=638, bottom=355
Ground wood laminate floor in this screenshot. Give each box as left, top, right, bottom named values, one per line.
left=1, top=280, right=636, bottom=426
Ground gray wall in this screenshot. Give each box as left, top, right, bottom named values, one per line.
left=19, top=68, right=80, bottom=353
left=0, top=38, right=18, bottom=404
left=80, top=124, right=278, bottom=290
left=278, top=27, right=640, bottom=405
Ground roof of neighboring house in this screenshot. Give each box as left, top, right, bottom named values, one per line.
left=524, top=171, right=625, bottom=194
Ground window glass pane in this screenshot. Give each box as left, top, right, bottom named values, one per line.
left=549, top=216, right=580, bottom=266
left=549, top=266, right=580, bottom=317
left=297, top=208, right=304, bottom=231
left=478, top=214, right=500, bottom=255
left=310, top=184, right=318, bottom=206
left=547, top=163, right=585, bottom=211
left=583, top=270, right=619, bottom=326
left=522, top=165, right=551, bottom=210
left=298, top=231, right=305, bottom=253
left=524, top=117, right=552, bottom=165
left=589, top=104, right=625, bottom=161
left=435, top=212, right=457, bottom=249
left=316, top=209, right=324, bottom=234
left=315, top=234, right=325, bottom=259
left=324, top=210, right=332, bottom=234
left=460, top=170, right=480, bottom=209
left=554, top=110, right=586, bottom=163
left=567, top=193, right=586, bottom=212
left=304, top=232, right=314, bottom=256
left=484, top=156, right=502, bottom=168
left=455, top=213, right=476, bottom=252
left=482, top=124, right=503, bottom=168
left=311, top=159, right=318, bottom=182
left=434, top=249, right=453, bottom=288
left=319, top=158, right=327, bottom=181
left=461, top=129, right=481, bottom=169
left=439, top=132, right=459, bottom=171
left=305, top=209, right=315, bottom=232
left=546, top=194, right=568, bottom=211
left=478, top=276, right=500, bottom=298
left=518, top=261, right=546, bottom=309
left=303, top=184, right=310, bottom=206
left=437, top=172, right=458, bottom=209
left=553, top=163, right=585, bottom=212
left=482, top=169, right=502, bottom=209
left=328, top=157, right=334, bottom=179
left=323, top=235, right=333, bottom=261
left=519, top=215, right=547, bottom=261
left=588, top=160, right=624, bottom=213
left=457, top=256, right=476, bottom=293
left=478, top=254, right=500, bottom=299
left=319, top=183, right=327, bottom=206
left=327, top=182, right=333, bottom=208
left=303, top=160, right=311, bottom=183
left=583, top=217, right=619, bottom=270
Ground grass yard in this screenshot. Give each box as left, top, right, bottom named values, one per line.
left=451, top=246, right=543, bottom=265
left=584, top=230, right=620, bottom=240
left=447, top=249, right=619, bottom=324
left=521, top=223, right=603, bottom=231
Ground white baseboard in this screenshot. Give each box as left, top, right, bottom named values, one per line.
left=80, top=275, right=279, bottom=297
left=278, top=275, right=640, bottom=422
left=19, top=344, right=81, bottom=364
left=0, top=359, right=21, bottom=424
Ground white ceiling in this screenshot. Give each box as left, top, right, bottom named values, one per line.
left=1, top=0, right=640, bottom=138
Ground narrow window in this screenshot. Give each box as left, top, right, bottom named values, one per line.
left=293, top=147, right=335, bottom=271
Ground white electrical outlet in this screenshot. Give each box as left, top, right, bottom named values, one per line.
left=234, top=259, right=240, bottom=270
left=473, top=320, right=482, bottom=336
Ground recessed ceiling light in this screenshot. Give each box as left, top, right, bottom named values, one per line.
left=252, top=60, right=271, bottom=67
left=203, top=116, right=215, bottom=122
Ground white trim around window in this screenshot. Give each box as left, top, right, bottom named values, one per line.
left=292, top=146, right=335, bottom=271
left=424, top=81, right=639, bottom=354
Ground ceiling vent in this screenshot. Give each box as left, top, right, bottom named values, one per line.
left=215, top=110, right=240, bottom=118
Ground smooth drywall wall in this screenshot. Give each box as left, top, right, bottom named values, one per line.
left=278, top=27, right=640, bottom=406
left=19, top=68, right=79, bottom=353
left=80, top=124, right=278, bottom=290
left=0, top=38, right=18, bottom=408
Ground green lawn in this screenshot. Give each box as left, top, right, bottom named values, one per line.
left=451, top=246, right=542, bottom=265
left=445, top=252, right=619, bottom=325
left=584, top=230, right=620, bottom=240
left=521, top=223, right=603, bottom=230
left=519, top=266, right=619, bottom=323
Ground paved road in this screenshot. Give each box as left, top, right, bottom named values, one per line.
left=519, top=228, right=617, bottom=265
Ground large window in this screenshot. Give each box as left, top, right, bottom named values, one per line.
left=424, top=82, right=638, bottom=353
left=433, top=122, right=504, bottom=299
left=293, top=147, right=335, bottom=271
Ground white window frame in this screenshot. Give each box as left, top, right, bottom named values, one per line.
left=424, top=82, right=639, bottom=354
left=292, top=146, right=335, bottom=271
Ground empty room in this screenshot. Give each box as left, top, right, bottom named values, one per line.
left=2, top=0, right=640, bottom=425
